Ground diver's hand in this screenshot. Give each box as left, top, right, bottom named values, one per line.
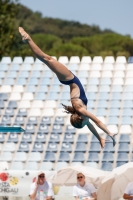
left=18, top=27, right=30, bottom=43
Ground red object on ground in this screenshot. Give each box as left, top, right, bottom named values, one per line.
left=0, top=173, right=8, bottom=182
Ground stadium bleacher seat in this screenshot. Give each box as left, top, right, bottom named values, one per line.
left=0, top=55, right=131, bottom=170
left=8, top=133, right=18, bottom=143
left=89, top=143, right=101, bottom=153
left=72, top=153, right=85, bottom=162
left=118, top=143, right=129, bottom=153
left=88, top=153, right=99, bottom=163
left=25, top=162, right=38, bottom=170
left=58, top=152, right=70, bottom=162
left=46, top=142, right=58, bottom=153
left=101, top=162, right=112, bottom=171
left=128, top=56, right=133, bottom=63
left=44, top=152, right=55, bottom=162
left=61, top=142, right=72, bottom=152
left=14, top=152, right=27, bottom=162
left=86, top=162, right=98, bottom=168
left=49, top=133, right=60, bottom=143
left=116, top=162, right=127, bottom=167
left=55, top=162, right=68, bottom=170
left=77, top=134, right=88, bottom=143
left=36, top=133, right=46, bottom=143
left=10, top=162, right=23, bottom=170
left=103, top=143, right=115, bottom=153
left=119, top=134, right=130, bottom=143
left=102, top=153, right=114, bottom=162
left=40, top=162, right=53, bottom=170
left=0, top=133, right=5, bottom=143
left=74, top=143, right=86, bottom=153
left=22, top=133, right=32, bottom=143
left=116, top=153, right=129, bottom=162
left=63, top=133, right=74, bottom=143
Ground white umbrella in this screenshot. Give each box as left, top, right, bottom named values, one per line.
left=50, top=165, right=109, bottom=187
left=97, top=162, right=133, bottom=200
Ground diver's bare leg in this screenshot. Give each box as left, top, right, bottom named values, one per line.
left=18, top=27, right=73, bottom=81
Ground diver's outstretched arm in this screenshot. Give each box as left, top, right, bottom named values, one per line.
left=76, top=106, right=117, bottom=146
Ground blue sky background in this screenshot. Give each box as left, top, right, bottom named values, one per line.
left=20, top=0, right=133, bottom=38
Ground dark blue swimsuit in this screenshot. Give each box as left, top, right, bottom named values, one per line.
left=59, top=73, right=88, bottom=106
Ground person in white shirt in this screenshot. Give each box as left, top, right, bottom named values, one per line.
left=73, top=173, right=97, bottom=200
left=30, top=171, right=54, bottom=200
left=123, top=182, right=133, bottom=200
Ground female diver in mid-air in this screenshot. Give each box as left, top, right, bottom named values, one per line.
left=19, top=27, right=116, bottom=148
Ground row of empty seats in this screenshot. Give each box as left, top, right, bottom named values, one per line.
left=1, top=56, right=131, bottom=64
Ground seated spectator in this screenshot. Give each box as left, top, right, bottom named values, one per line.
left=30, top=171, right=53, bottom=200
left=73, top=172, right=97, bottom=200
left=123, top=182, right=133, bottom=200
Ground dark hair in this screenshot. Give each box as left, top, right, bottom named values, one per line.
left=62, top=104, right=83, bottom=128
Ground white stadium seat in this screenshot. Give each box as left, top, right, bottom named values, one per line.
left=79, top=64, right=90, bottom=71
left=25, top=162, right=38, bottom=170
left=10, top=93, right=21, bottom=100
left=113, top=78, right=124, bottom=85
left=28, top=152, right=41, bottom=162
left=19, top=100, right=31, bottom=108
left=10, top=162, right=23, bottom=170
left=125, top=78, right=133, bottom=85
left=1, top=57, right=11, bottom=64
left=116, top=56, right=127, bottom=64
left=90, top=71, right=101, bottom=78
left=104, top=56, right=115, bottom=64
left=13, top=85, right=24, bottom=93
left=58, top=56, right=69, bottom=64
left=103, top=64, right=114, bottom=71
left=3, top=142, right=16, bottom=152
left=126, top=71, right=133, bottom=78
left=22, top=93, right=34, bottom=100
left=91, top=64, right=102, bottom=71
left=0, top=85, right=12, bottom=93
left=29, top=109, right=41, bottom=116
left=107, top=125, right=118, bottom=134
left=32, top=100, right=44, bottom=108
left=69, top=56, right=80, bottom=64
left=44, top=100, right=57, bottom=108
left=24, top=56, right=34, bottom=64
left=114, top=64, right=126, bottom=71
left=0, top=152, right=12, bottom=162
left=55, top=108, right=67, bottom=116
left=81, top=56, right=92, bottom=64
left=42, top=108, right=54, bottom=116
left=12, top=56, right=23, bottom=64
left=102, top=71, right=113, bottom=78
left=119, top=125, right=132, bottom=134
left=127, top=64, right=133, bottom=70
left=14, top=152, right=27, bottom=162
left=114, top=71, right=125, bottom=78
left=93, top=56, right=103, bottom=64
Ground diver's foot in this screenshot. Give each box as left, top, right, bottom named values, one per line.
left=18, top=27, right=30, bottom=43
left=108, top=134, right=117, bottom=146
left=100, top=137, right=106, bottom=149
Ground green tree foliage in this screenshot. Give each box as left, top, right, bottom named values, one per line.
left=70, top=33, right=133, bottom=58
left=1, top=2, right=133, bottom=59
left=49, top=43, right=88, bottom=58
left=0, top=0, right=20, bottom=59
